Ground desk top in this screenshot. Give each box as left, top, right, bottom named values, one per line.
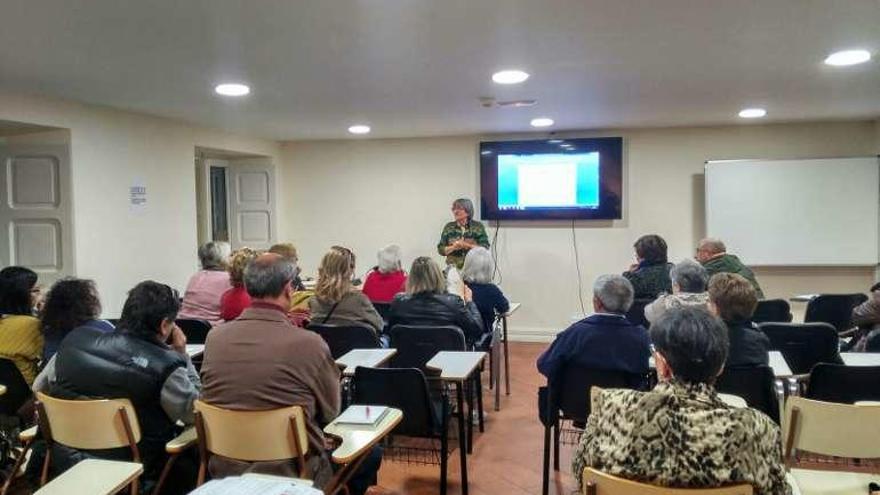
left=502, top=302, right=521, bottom=317
left=789, top=294, right=818, bottom=303
left=35, top=459, right=143, bottom=495
left=769, top=351, right=793, bottom=377
left=841, top=352, right=880, bottom=366
left=324, top=407, right=402, bottom=464
left=335, top=349, right=397, bottom=377
left=186, top=344, right=204, bottom=357
left=718, top=393, right=748, bottom=408
left=426, top=351, right=486, bottom=380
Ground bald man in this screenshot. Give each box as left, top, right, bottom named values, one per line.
left=695, top=238, right=764, bottom=299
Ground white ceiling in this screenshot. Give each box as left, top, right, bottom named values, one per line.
left=1, top=0, right=878, bottom=140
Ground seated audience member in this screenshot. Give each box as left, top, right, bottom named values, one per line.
left=33, top=281, right=200, bottom=495
left=388, top=256, right=484, bottom=345
left=309, top=246, right=383, bottom=334
left=644, top=259, right=710, bottom=324
left=268, top=242, right=306, bottom=291
left=707, top=273, right=769, bottom=367
left=201, top=254, right=380, bottom=494
left=849, top=282, right=880, bottom=351
left=696, top=238, right=765, bottom=298
left=461, top=247, right=509, bottom=342
left=178, top=241, right=232, bottom=325
left=537, top=275, right=649, bottom=381
left=362, top=244, right=407, bottom=303
left=40, top=278, right=113, bottom=362
left=623, top=234, right=673, bottom=300
left=572, top=306, right=789, bottom=494
left=0, top=266, right=43, bottom=385
left=219, top=247, right=259, bottom=321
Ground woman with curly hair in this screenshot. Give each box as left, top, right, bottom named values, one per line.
left=219, top=247, right=260, bottom=321
left=40, top=278, right=113, bottom=362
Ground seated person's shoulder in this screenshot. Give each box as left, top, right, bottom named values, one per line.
left=592, top=388, right=646, bottom=416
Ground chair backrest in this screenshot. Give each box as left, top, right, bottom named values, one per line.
left=804, top=293, right=868, bottom=332
left=550, top=365, right=647, bottom=423
left=308, top=324, right=381, bottom=359
left=372, top=302, right=391, bottom=322
left=750, top=299, right=792, bottom=324
left=783, top=396, right=880, bottom=460
left=805, top=363, right=880, bottom=404
left=582, top=467, right=753, bottom=494
left=388, top=325, right=466, bottom=370
left=715, top=365, right=780, bottom=423
left=757, top=322, right=841, bottom=374
left=194, top=400, right=309, bottom=462
left=176, top=318, right=212, bottom=344
left=35, top=391, right=141, bottom=450
left=0, top=358, right=32, bottom=416
left=352, top=366, right=438, bottom=438
left=625, top=298, right=652, bottom=329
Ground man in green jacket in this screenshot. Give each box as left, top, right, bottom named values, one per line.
left=696, top=238, right=765, bottom=299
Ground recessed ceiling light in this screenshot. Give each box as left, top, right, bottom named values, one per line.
left=492, top=70, right=530, bottom=85
left=824, top=49, right=872, bottom=67
left=347, top=125, right=371, bottom=135
left=214, top=83, right=250, bottom=96
left=548, top=139, right=564, bottom=144
left=530, top=117, right=554, bottom=128
left=738, top=108, right=767, bottom=119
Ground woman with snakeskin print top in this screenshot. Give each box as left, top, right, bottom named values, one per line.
left=572, top=306, right=790, bottom=495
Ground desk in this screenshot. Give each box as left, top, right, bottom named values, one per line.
left=35, top=459, right=143, bottom=495
left=789, top=294, right=818, bottom=303
left=186, top=344, right=204, bottom=358
left=718, top=393, right=748, bottom=408
left=769, top=351, right=793, bottom=377
left=499, top=302, right=521, bottom=397
left=335, top=349, right=397, bottom=377
left=841, top=352, right=880, bottom=366
left=427, top=351, right=486, bottom=495
left=787, top=468, right=878, bottom=495
left=323, top=407, right=402, bottom=493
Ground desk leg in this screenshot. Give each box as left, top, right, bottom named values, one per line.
left=494, top=339, right=501, bottom=412
left=503, top=315, right=511, bottom=396
left=456, top=382, right=469, bottom=495
left=466, top=376, right=474, bottom=454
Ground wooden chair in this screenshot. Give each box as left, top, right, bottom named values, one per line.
left=582, top=468, right=753, bottom=494
left=193, top=400, right=312, bottom=486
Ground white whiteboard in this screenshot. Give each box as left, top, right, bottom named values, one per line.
left=705, top=157, right=880, bottom=266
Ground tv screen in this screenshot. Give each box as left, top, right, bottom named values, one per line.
left=479, top=137, right=623, bottom=220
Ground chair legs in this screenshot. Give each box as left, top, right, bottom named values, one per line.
left=553, top=420, right=561, bottom=471
left=440, top=409, right=449, bottom=495
left=151, top=453, right=179, bottom=495
left=542, top=424, right=551, bottom=495
left=1, top=438, right=33, bottom=495
left=476, top=372, right=484, bottom=433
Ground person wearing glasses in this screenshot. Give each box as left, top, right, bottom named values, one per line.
left=437, top=198, right=490, bottom=270
left=0, top=266, right=44, bottom=385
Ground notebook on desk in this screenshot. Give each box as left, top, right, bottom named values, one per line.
left=335, top=405, right=389, bottom=426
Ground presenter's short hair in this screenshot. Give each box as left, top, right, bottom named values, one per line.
left=671, top=259, right=709, bottom=293
left=593, top=274, right=634, bottom=313
left=462, top=247, right=493, bottom=284
left=406, top=257, right=446, bottom=295
left=377, top=244, right=403, bottom=274
left=452, top=198, right=475, bottom=221
left=634, top=235, right=668, bottom=264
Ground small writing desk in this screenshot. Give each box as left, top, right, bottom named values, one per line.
left=768, top=351, right=793, bottom=377
left=841, top=352, right=880, bottom=366
left=186, top=344, right=205, bottom=358
left=335, top=349, right=397, bottom=377
left=35, top=459, right=143, bottom=495
left=789, top=294, right=818, bottom=303
left=499, top=302, right=521, bottom=397
left=323, top=407, right=402, bottom=492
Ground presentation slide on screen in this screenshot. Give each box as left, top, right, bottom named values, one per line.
left=497, top=152, right=600, bottom=210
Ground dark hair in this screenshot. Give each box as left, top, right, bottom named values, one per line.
left=650, top=306, right=729, bottom=384
left=708, top=273, right=758, bottom=323
left=118, top=281, right=180, bottom=340
left=40, top=278, right=102, bottom=339
left=634, top=234, right=668, bottom=265
left=0, top=266, right=38, bottom=315
left=244, top=254, right=295, bottom=298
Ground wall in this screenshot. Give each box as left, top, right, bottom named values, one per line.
left=281, top=120, right=880, bottom=341
left=0, top=90, right=283, bottom=316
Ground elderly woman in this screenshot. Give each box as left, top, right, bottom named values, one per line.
left=40, top=278, right=114, bottom=362
left=219, top=247, right=259, bottom=321
left=707, top=272, right=771, bottom=367
left=268, top=242, right=307, bottom=291
left=461, top=247, right=509, bottom=336
left=622, top=234, right=673, bottom=300
left=309, top=246, right=383, bottom=334
left=388, top=256, right=484, bottom=345
left=0, top=266, right=43, bottom=385
left=572, top=306, right=790, bottom=494
left=178, top=241, right=232, bottom=325
left=644, top=259, right=710, bottom=324
left=362, top=244, right=407, bottom=303
left=437, top=198, right=490, bottom=270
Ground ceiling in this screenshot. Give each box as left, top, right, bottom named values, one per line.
left=1, top=0, right=878, bottom=140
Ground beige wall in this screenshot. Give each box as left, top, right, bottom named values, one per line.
left=0, top=90, right=283, bottom=316
left=281, top=120, right=880, bottom=341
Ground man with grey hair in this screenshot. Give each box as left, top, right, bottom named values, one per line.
left=695, top=238, right=764, bottom=298
left=537, top=274, right=651, bottom=381
left=644, top=259, right=710, bottom=324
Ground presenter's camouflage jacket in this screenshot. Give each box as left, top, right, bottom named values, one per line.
left=437, top=220, right=490, bottom=269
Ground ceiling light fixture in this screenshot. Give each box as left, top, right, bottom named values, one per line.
left=492, top=70, right=530, bottom=84
left=530, top=117, right=554, bottom=128
left=347, top=125, right=371, bottom=135
left=738, top=108, right=767, bottom=119
left=824, top=49, right=872, bottom=67
left=214, top=83, right=250, bottom=96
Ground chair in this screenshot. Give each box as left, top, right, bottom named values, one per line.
left=804, top=293, right=868, bottom=333
left=716, top=365, right=782, bottom=424
left=176, top=318, right=212, bottom=345
left=540, top=365, right=649, bottom=495
left=757, top=323, right=842, bottom=374
left=388, top=325, right=466, bottom=371
left=0, top=358, right=32, bottom=418
left=353, top=367, right=451, bottom=495
left=750, top=299, right=792, bottom=324
left=308, top=324, right=381, bottom=359
left=625, top=298, right=652, bottom=328
left=804, top=363, right=880, bottom=404
left=372, top=302, right=391, bottom=322
left=581, top=467, right=753, bottom=494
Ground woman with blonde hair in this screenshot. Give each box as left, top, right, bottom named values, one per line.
left=309, top=246, right=382, bottom=334
left=219, top=247, right=260, bottom=321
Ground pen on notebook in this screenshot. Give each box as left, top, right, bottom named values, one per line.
left=366, top=406, right=371, bottom=419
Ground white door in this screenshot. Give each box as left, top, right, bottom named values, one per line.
left=0, top=144, right=73, bottom=283
left=227, top=158, right=276, bottom=250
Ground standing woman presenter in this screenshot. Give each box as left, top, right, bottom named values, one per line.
left=437, top=198, right=490, bottom=270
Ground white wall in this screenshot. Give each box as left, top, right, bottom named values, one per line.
left=0, top=90, right=283, bottom=316
left=281, top=120, right=880, bottom=341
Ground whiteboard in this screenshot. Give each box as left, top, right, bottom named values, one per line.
left=705, top=157, right=880, bottom=266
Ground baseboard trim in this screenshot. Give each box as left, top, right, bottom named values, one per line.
left=507, top=326, right=557, bottom=343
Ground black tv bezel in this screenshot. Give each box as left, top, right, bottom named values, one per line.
left=479, top=137, right=624, bottom=221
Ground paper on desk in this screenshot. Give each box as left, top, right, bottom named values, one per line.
left=189, top=477, right=321, bottom=495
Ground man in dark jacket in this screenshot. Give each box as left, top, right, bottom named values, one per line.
left=707, top=272, right=770, bottom=367
left=697, top=238, right=765, bottom=299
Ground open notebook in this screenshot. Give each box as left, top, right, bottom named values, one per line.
left=189, top=476, right=320, bottom=495
left=334, top=405, right=389, bottom=426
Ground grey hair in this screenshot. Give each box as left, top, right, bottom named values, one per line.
left=698, top=238, right=726, bottom=255
left=244, top=254, right=296, bottom=298
left=461, top=246, right=493, bottom=284
left=670, top=259, right=709, bottom=293
left=198, top=241, right=231, bottom=270
left=650, top=306, right=729, bottom=384
left=377, top=244, right=403, bottom=274
left=593, top=274, right=634, bottom=313
left=452, top=198, right=475, bottom=221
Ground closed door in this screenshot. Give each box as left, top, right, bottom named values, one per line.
left=227, top=158, right=276, bottom=250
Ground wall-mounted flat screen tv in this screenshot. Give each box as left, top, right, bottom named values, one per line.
left=479, top=137, right=623, bottom=220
